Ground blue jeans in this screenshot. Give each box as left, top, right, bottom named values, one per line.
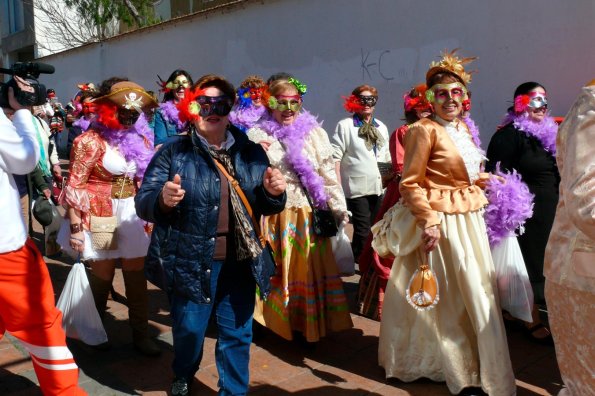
left=170, top=260, right=255, bottom=395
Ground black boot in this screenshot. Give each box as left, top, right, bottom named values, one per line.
left=88, top=273, right=112, bottom=350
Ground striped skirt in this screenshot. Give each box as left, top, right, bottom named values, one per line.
left=254, top=206, right=353, bottom=342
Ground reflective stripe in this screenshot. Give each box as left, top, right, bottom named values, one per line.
left=31, top=355, right=79, bottom=371
left=20, top=341, right=74, bottom=361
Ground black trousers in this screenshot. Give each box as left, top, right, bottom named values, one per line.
left=346, top=194, right=381, bottom=262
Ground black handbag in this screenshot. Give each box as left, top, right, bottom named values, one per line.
left=311, top=208, right=338, bottom=237
left=303, top=188, right=338, bottom=238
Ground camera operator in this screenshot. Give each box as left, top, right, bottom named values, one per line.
left=0, top=84, right=85, bottom=395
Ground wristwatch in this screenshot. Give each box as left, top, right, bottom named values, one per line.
left=70, top=222, right=83, bottom=234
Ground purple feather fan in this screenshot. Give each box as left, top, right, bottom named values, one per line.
left=484, top=163, right=535, bottom=247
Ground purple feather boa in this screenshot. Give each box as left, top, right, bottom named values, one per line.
left=94, top=113, right=154, bottom=179
left=462, top=115, right=484, bottom=153
left=73, top=117, right=91, bottom=131
left=484, top=163, right=535, bottom=247
left=257, top=110, right=330, bottom=209
left=159, top=100, right=186, bottom=131
left=228, top=104, right=267, bottom=132
left=501, top=112, right=558, bottom=155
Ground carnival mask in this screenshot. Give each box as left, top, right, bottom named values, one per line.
left=426, top=82, right=468, bottom=105
left=118, top=108, right=141, bottom=126
left=196, top=95, right=233, bottom=117
left=166, top=76, right=190, bottom=91
left=528, top=93, right=548, bottom=109
left=82, top=102, right=97, bottom=116
left=249, top=88, right=263, bottom=101
left=358, top=95, right=378, bottom=107
left=268, top=95, right=302, bottom=112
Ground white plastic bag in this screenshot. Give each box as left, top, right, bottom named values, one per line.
left=331, top=223, right=355, bottom=276
left=56, top=262, right=108, bottom=345
left=491, top=235, right=534, bottom=322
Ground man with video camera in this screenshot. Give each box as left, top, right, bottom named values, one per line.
left=0, top=74, right=86, bottom=394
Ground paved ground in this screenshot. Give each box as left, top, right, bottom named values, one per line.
left=1, top=216, right=563, bottom=395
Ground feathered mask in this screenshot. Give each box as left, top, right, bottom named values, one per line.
left=342, top=95, right=365, bottom=113
left=175, top=87, right=216, bottom=123
left=404, top=84, right=431, bottom=113
left=427, top=48, right=477, bottom=86
left=237, top=87, right=264, bottom=108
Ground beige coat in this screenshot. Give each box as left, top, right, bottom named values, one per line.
left=544, top=82, right=595, bottom=293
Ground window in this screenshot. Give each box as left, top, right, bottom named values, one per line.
left=2, top=0, right=25, bottom=36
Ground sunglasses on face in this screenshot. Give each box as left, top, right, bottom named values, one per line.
left=358, top=95, right=377, bottom=107
left=427, top=82, right=468, bottom=104
left=196, top=95, right=233, bottom=117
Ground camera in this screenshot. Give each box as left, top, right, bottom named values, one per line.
left=0, top=62, right=55, bottom=108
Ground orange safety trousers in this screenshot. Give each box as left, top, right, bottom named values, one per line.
left=0, top=239, right=86, bottom=395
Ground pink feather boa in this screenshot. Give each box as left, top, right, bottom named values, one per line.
left=500, top=112, right=558, bottom=155
left=256, top=110, right=330, bottom=208
left=94, top=113, right=154, bottom=179
left=484, top=164, right=535, bottom=247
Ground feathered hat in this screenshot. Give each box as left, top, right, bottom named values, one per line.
left=426, top=49, right=477, bottom=87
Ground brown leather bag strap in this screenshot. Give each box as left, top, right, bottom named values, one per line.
left=213, top=159, right=266, bottom=247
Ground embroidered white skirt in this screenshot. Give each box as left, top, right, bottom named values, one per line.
left=58, top=196, right=150, bottom=261
left=372, top=203, right=516, bottom=395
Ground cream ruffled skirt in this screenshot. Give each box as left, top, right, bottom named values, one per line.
left=372, top=203, right=516, bottom=395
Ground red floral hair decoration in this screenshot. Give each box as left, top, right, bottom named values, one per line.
left=404, top=84, right=431, bottom=113
left=514, top=95, right=531, bottom=113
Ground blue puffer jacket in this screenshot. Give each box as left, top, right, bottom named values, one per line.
left=135, top=125, right=286, bottom=303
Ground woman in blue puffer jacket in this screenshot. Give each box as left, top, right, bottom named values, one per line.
left=135, top=74, right=286, bottom=396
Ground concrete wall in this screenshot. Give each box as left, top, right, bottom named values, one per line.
left=38, top=0, right=595, bottom=144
